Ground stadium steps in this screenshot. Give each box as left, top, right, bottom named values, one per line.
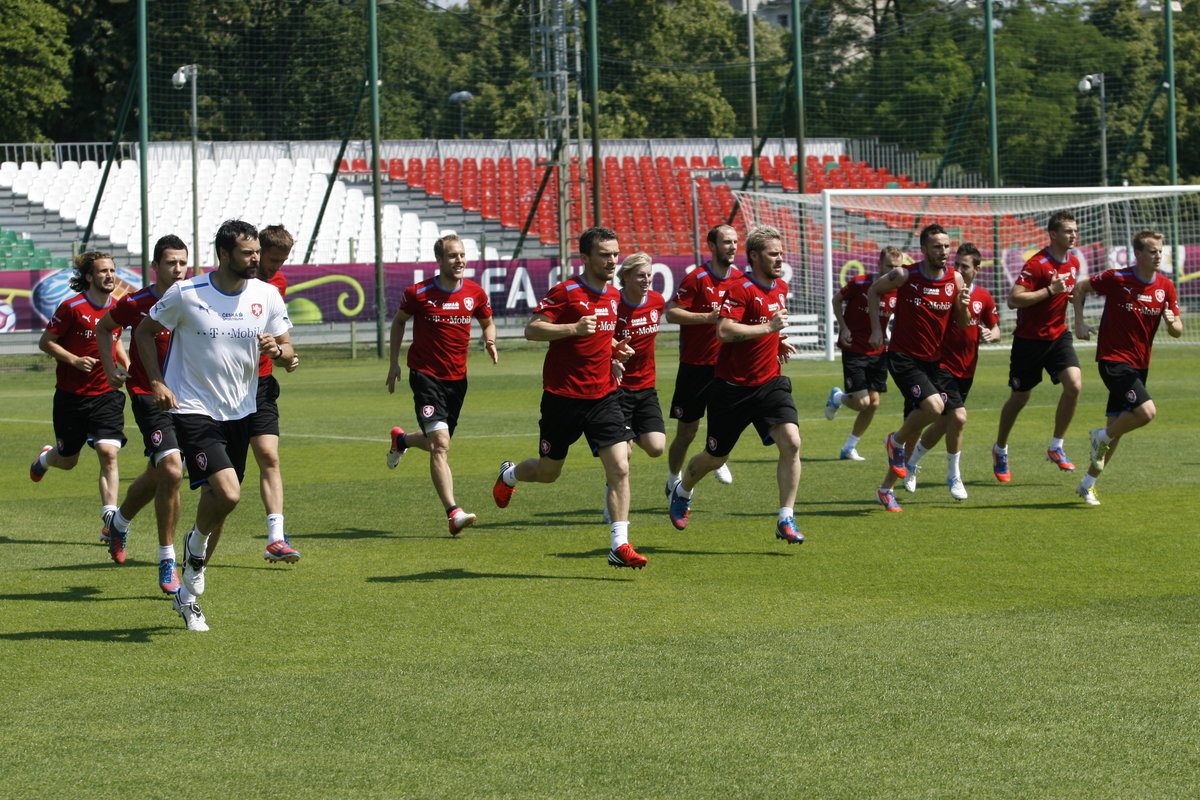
left=0, top=187, right=132, bottom=268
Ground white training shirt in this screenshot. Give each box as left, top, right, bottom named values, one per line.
left=150, top=274, right=291, bottom=421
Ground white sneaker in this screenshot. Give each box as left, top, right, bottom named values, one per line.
left=182, top=531, right=206, bottom=595
left=172, top=591, right=209, bottom=632
left=448, top=509, right=477, bottom=536
left=714, top=463, right=733, bottom=484
left=1089, top=427, right=1110, bottom=473
left=824, top=386, right=842, bottom=420
left=947, top=476, right=968, bottom=501
left=902, top=463, right=920, bottom=493
left=1075, top=481, right=1101, bottom=506
left=839, top=446, right=865, bottom=462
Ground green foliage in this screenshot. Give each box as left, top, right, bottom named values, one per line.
left=0, top=0, right=71, bottom=141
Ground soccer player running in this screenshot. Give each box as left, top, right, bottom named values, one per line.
left=386, top=233, right=498, bottom=535
left=901, top=243, right=1000, bottom=501
left=136, top=220, right=292, bottom=632
left=492, top=226, right=644, bottom=569
left=30, top=251, right=130, bottom=544
left=667, top=226, right=805, bottom=544
left=992, top=210, right=1083, bottom=482
left=94, top=236, right=189, bottom=586
left=1069, top=229, right=1183, bottom=506
left=824, top=246, right=903, bottom=461
left=663, top=224, right=742, bottom=496
left=604, top=251, right=666, bottom=520
left=867, top=224, right=969, bottom=512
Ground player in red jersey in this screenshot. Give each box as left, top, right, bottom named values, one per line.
left=666, top=226, right=805, bottom=544
left=29, top=251, right=130, bottom=542
left=603, top=252, right=667, bottom=521
left=824, top=246, right=904, bottom=461
left=492, top=226, right=644, bottom=568
left=866, top=224, right=968, bottom=512
left=993, top=210, right=1083, bottom=481
left=901, top=243, right=1001, bottom=501
left=387, top=234, right=498, bottom=535
left=1070, top=230, right=1183, bottom=506
left=95, top=236, right=189, bottom=581
left=664, top=224, right=743, bottom=495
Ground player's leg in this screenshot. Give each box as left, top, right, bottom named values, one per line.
left=667, top=418, right=699, bottom=477
left=995, top=389, right=1030, bottom=449
left=1051, top=364, right=1082, bottom=441
left=769, top=420, right=804, bottom=544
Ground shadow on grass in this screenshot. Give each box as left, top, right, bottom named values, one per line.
left=367, top=567, right=628, bottom=583
left=552, top=546, right=793, bottom=559
left=0, top=626, right=175, bottom=643
left=36, top=559, right=157, bottom=572
left=297, top=527, right=397, bottom=540
left=0, top=585, right=166, bottom=603
left=0, top=535, right=100, bottom=547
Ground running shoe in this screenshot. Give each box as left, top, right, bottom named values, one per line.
left=100, top=508, right=114, bottom=544
left=775, top=517, right=805, bottom=544
left=448, top=508, right=477, bottom=536
left=947, top=476, right=968, bottom=501
left=902, top=463, right=921, bottom=494
left=264, top=538, right=302, bottom=563
left=107, top=524, right=127, bottom=565
left=171, top=591, right=209, bottom=632
left=839, top=446, right=865, bottom=462
left=387, top=426, right=407, bottom=468
left=714, top=463, right=733, bottom=484
left=668, top=486, right=691, bottom=530
left=1075, top=481, right=1101, bottom=506
left=29, top=445, right=52, bottom=483
left=1046, top=446, right=1075, bottom=471
left=992, top=446, right=1011, bottom=483
left=664, top=477, right=680, bottom=499
left=885, top=433, right=907, bottom=479
left=492, top=461, right=516, bottom=508
left=182, top=531, right=206, bottom=595
left=825, top=386, right=842, bottom=420
left=1089, top=428, right=1110, bottom=473
left=159, top=559, right=180, bottom=594
left=607, top=542, right=647, bottom=569
left=876, top=488, right=902, bottom=512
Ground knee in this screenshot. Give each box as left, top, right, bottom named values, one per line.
left=954, top=407, right=968, bottom=426
left=642, top=441, right=665, bottom=459
left=1137, top=401, right=1157, bottom=424
left=866, top=393, right=881, bottom=411
left=158, top=456, right=184, bottom=488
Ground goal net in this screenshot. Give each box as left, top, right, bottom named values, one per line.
left=733, top=186, right=1200, bottom=359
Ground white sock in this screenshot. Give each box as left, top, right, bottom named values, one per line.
left=1098, top=429, right=1112, bottom=444
left=845, top=434, right=861, bottom=449
left=778, top=507, right=793, bottom=523
left=159, top=545, right=175, bottom=563
left=112, top=508, right=132, bottom=533
left=176, top=585, right=195, bottom=604
left=675, top=482, right=693, bottom=499
left=610, top=521, right=629, bottom=549
left=908, top=441, right=930, bottom=467
left=267, top=514, right=285, bottom=543
left=39, top=449, right=51, bottom=468
left=947, top=451, right=961, bottom=480
left=832, top=389, right=846, bottom=406
left=668, top=471, right=682, bottom=485
left=993, top=443, right=1007, bottom=455
left=1050, top=437, right=1065, bottom=451
left=502, top=464, right=517, bottom=486
left=1081, top=473, right=1097, bottom=489
left=102, top=504, right=118, bottom=521
left=186, top=529, right=209, bottom=560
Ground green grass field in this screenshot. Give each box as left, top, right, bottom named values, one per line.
left=3, top=342, right=1198, bottom=798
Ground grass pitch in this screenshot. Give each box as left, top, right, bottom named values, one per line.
left=2, top=343, right=1198, bottom=798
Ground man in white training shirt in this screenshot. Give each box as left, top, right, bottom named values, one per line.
left=136, top=219, right=293, bottom=631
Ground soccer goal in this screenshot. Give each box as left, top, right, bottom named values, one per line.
left=733, top=185, right=1200, bottom=359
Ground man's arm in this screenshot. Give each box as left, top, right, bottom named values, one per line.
left=480, top=316, right=499, bottom=364
left=525, top=313, right=594, bottom=341
left=1009, top=269, right=1066, bottom=309
left=1071, top=277, right=1095, bottom=340
left=38, top=328, right=98, bottom=374
left=952, top=273, right=971, bottom=328
left=866, top=268, right=908, bottom=349
left=716, top=311, right=787, bottom=343
left=665, top=303, right=719, bottom=326
left=134, top=317, right=177, bottom=410
left=831, top=292, right=853, bottom=347
left=95, top=312, right=129, bottom=389
left=385, top=309, right=412, bottom=393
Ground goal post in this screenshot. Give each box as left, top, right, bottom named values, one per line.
left=733, top=186, right=1200, bottom=360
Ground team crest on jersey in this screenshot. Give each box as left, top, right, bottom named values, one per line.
left=610, top=300, right=618, bottom=315
left=1155, top=289, right=1165, bottom=303
left=151, top=430, right=163, bottom=447
left=540, top=438, right=551, bottom=454
left=464, top=296, right=475, bottom=311
left=421, top=405, right=435, bottom=418
left=972, top=300, right=982, bottom=314
left=251, top=303, right=263, bottom=317
left=888, top=297, right=897, bottom=309
left=196, top=452, right=208, bottom=470
left=944, top=284, right=954, bottom=297
left=650, top=309, right=659, bottom=323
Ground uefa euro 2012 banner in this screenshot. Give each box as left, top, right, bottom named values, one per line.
left=0, top=244, right=1192, bottom=332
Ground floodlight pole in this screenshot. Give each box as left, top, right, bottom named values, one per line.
left=1164, top=0, right=1180, bottom=254
left=747, top=0, right=759, bottom=193
left=137, top=0, right=150, bottom=283
left=173, top=64, right=200, bottom=271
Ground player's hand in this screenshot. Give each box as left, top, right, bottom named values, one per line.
left=777, top=333, right=797, bottom=364
left=612, top=337, right=634, bottom=363
left=575, top=315, right=597, bottom=336
left=284, top=355, right=300, bottom=373
left=704, top=308, right=721, bottom=324
left=1075, top=322, right=1095, bottom=341
left=1164, top=306, right=1179, bottom=325
left=611, top=358, right=625, bottom=385
left=979, top=327, right=995, bottom=343
left=838, top=328, right=853, bottom=347
left=957, top=285, right=971, bottom=307
left=767, top=309, right=788, bottom=333
left=385, top=363, right=402, bottom=393
left=73, top=355, right=99, bottom=373
left=257, top=333, right=281, bottom=357
left=868, top=329, right=883, bottom=351
left=104, top=367, right=129, bottom=389
left=484, top=339, right=499, bottom=364
left=150, top=380, right=178, bottom=411
left=1048, top=275, right=1067, bottom=298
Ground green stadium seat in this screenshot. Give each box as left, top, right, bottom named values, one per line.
left=722, top=156, right=739, bottom=169
left=0, top=229, right=16, bottom=244
left=27, top=256, right=52, bottom=270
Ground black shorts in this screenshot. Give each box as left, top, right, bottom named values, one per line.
left=537, top=390, right=632, bottom=460
left=936, top=367, right=973, bottom=412
left=841, top=350, right=889, bottom=395
left=1098, top=359, right=1151, bottom=416
left=618, top=386, right=666, bottom=437
left=887, top=352, right=943, bottom=419
left=172, top=413, right=252, bottom=489
left=129, top=391, right=181, bottom=463
left=703, top=375, right=798, bottom=458
left=1008, top=333, right=1080, bottom=392
left=669, top=362, right=716, bottom=423
left=410, top=369, right=467, bottom=436
left=52, top=389, right=127, bottom=457
left=246, top=374, right=281, bottom=438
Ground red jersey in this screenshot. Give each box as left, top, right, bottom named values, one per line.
left=534, top=278, right=620, bottom=399
left=1090, top=268, right=1179, bottom=370
left=671, top=262, right=744, bottom=366
left=399, top=277, right=493, bottom=382
left=1013, top=247, right=1079, bottom=340
left=838, top=274, right=897, bottom=355
left=107, top=286, right=170, bottom=394
left=46, top=293, right=121, bottom=396
left=257, top=271, right=289, bottom=377
left=939, top=284, right=998, bottom=379
left=889, top=263, right=958, bottom=362
left=715, top=275, right=789, bottom=387
left=614, top=290, right=665, bottom=391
